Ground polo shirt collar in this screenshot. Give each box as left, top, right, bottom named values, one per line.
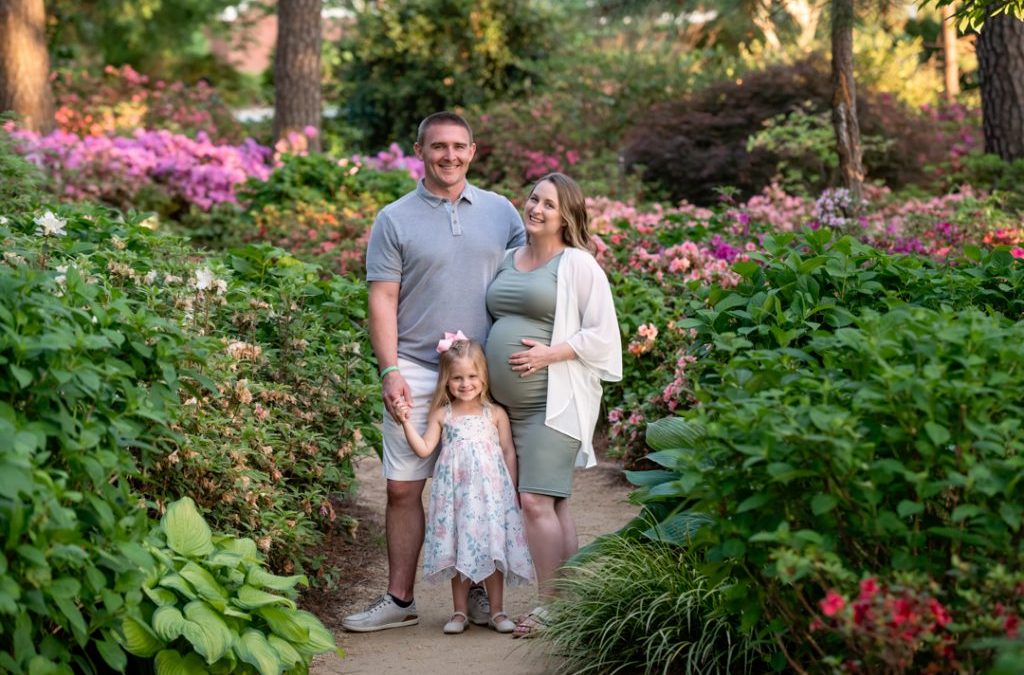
left=416, top=180, right=478, bottom=207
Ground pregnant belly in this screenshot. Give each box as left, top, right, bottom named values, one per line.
left=485, top=316, right=551, bottom=410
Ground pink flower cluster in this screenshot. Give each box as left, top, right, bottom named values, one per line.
left=351, top=143, right=425, bottom=181
left=8, top=125, right=273, bottom=210
left=629, top=240, right=744, bottom=287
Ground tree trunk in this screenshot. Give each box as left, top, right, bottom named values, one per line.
left=752, top=0, right=782, bottom=50
left=976, top=12, right=1024, bottom=161
left=0, top=0, right=54, bottom=133
left=784, top=0, right=824, bottom=51
left=830, top=0, right=864, bottom=201
left=941, top=3, right=960, bottom=101
left=274, top=0, right=322, bottom=153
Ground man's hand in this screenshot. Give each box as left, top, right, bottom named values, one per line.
left=382, top=370, right=413, bottom=422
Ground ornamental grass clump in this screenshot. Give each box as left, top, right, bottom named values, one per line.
left=540, top=535, right=765, bottom=675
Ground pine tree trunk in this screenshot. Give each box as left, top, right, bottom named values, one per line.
left=273, top=0, right=322, bottom=153
left=976, top=12, right=1024, bottom=161
left=0, top=0, right=54, bottom=133
left=941, top=3, right=960, bottom=102
left=830, top=0, right=864, bottom=201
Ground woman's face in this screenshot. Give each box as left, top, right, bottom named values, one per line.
left=523, top=180, right=564, bottom=243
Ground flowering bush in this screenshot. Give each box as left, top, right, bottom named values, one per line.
left=52, top=65, right=244, bottom=142
left=7, top=125, right=274, bottom=213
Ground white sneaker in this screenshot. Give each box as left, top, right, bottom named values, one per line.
left=341, top=594, right=418, bottom=632
left=467, top=585, right=490, bottom=625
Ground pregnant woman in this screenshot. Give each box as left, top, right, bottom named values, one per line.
left=485, top=172, right=622, bottom=637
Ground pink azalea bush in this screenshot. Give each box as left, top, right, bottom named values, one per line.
left=7, top=124, right=273, bottom=212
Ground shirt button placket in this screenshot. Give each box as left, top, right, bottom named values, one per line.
left=448, top=200, right=463, bottom=236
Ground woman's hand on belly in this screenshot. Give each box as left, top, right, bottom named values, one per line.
left=509, top=339, right=575, bottom=378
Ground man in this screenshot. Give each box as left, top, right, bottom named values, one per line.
left=342, top=112, right=526, bottom=632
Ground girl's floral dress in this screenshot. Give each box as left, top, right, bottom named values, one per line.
left=422, top=403, right=534, bottom=586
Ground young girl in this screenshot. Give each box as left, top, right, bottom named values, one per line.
left=396, top=337, right=534, bottom=635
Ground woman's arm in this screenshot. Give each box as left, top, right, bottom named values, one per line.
left=398, top=402, right=443, bottom=458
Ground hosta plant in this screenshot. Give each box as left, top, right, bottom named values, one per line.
left=122, top=497, right=340, bottom=674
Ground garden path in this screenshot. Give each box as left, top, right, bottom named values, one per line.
left=308, top=450, right=637, bottom=674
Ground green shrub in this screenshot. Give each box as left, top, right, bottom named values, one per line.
left=337, top=0, right=558, bottom=148
left=619, top=232, right=1024, bottom=668
left=542, top=534, right=766, bottom=674
left=122, top=497, right=339, bottom=673
left=0, top=208, right=196, bottom=673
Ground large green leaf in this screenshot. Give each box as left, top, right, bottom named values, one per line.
left=290, top=610, right=338, bottom=656
left=246, top=567, right=307, bottom=593
left=234, top=629, right=283, bottom=675
left=162, top=498, right=213, bottom=558
left=645, top=417, right=705, bottom=452
left=181, top=601, right=233, bottom=664
left=642, top=511, right=713, bottom=546
left=180, top=562, right=229, bottom=605
left=232, top=586, right=295, bottom=611
left=152, top=606, right=188, bottom=642
left=154, top=649, right=209, bottom=675
left=267, top=634, right=303, bottom=669
left=258, top=607, right=309, bottom=643
left=122, top=616, right=164, bottom=657
left=158, top=574, right=197, bottom=601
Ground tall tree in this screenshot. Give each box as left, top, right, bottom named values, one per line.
left=932, top=0, right=1024, bottom=160
left=941, top=3, right=960, bottom=101
left=976, top=11, right=1024, bottom=160
left=830, top=0, right=864, bottom=200
left=0, top=0, right=54, bottom=133
left=273, top=0, right=322, bottom=153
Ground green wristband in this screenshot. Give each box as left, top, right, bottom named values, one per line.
left=379, top=365, right=400, bottom=379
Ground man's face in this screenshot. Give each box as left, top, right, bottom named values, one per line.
left=414, top=122, right=476, bottom=194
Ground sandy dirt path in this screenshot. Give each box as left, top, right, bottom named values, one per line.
left=309, top=451, right=638, bottom=674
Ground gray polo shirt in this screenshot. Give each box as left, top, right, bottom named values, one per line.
left=366, top=180, right=526, bottom=367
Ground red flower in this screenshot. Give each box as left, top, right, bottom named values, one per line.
left=892, top=597, right=918, bottom=627
left=820, top=590, right=846, bottom=617
left=928, top=598, right=952, bottom=627
left=858, top=577, right=879, bottom=600
left=1005, top=614, right=1020, bottom=637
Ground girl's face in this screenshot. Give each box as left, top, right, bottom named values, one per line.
left=524, top=179, right=564, bottom=242
left=446, top=357, right=484, bottom=403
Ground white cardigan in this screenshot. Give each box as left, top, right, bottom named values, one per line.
left=544, top=247, right=623, bottom=468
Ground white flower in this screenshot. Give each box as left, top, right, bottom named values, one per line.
left=34, top=211, right=67, bottom=237
left=193, top=267, right=215, bottom=291
left=55, top=264, right=68, bottom=285
left=143, top=270, right=159, bottom=285
left=0, top=216, right=9, bottom=225
left=215, top=279, right=228, bottom=295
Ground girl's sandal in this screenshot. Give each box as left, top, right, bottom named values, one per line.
left=511, top=606, right=548, bottom=639
left=443, top=611, right=469, bottom=634
left=488, top=612, right=516, bottom=633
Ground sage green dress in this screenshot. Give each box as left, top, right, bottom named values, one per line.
left=486, top=251, right=581, bottom=498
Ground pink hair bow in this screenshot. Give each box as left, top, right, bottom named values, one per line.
left=436, top=330, right=468, bottom=353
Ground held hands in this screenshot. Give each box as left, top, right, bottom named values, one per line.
left=381, top=370, right=412, bottom=423
left=509, top=339, right=557, bottom=378
left=394, top=397, right=412, bottom=423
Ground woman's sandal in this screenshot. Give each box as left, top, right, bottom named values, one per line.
left=511, top=606, right=548, bottom=639
left=488, top=612, right=516, bottom=633
left=443, top=611, right=469, bottom=634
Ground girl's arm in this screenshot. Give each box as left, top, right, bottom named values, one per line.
left=398, top=402, right=443, bottom=458
left=492, top=405, right=518, bottom=487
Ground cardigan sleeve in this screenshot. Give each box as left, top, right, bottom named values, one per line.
left=564, top=251, right=623, bottom=382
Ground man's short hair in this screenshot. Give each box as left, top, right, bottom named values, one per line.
left=416, top=112, right=474, bottom=146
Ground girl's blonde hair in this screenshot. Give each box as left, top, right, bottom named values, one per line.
left=430, top=339, right=493, bottom=410
left=530, top=172, right=592, bottom=251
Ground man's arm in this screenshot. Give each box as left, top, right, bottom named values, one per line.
left=368, top=281, right=411, bottom=421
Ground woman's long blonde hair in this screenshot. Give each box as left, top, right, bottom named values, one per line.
left=430, top=339, right=493, bottom=411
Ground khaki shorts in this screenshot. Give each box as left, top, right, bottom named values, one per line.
left=381, top=358, right=439, bottom=481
